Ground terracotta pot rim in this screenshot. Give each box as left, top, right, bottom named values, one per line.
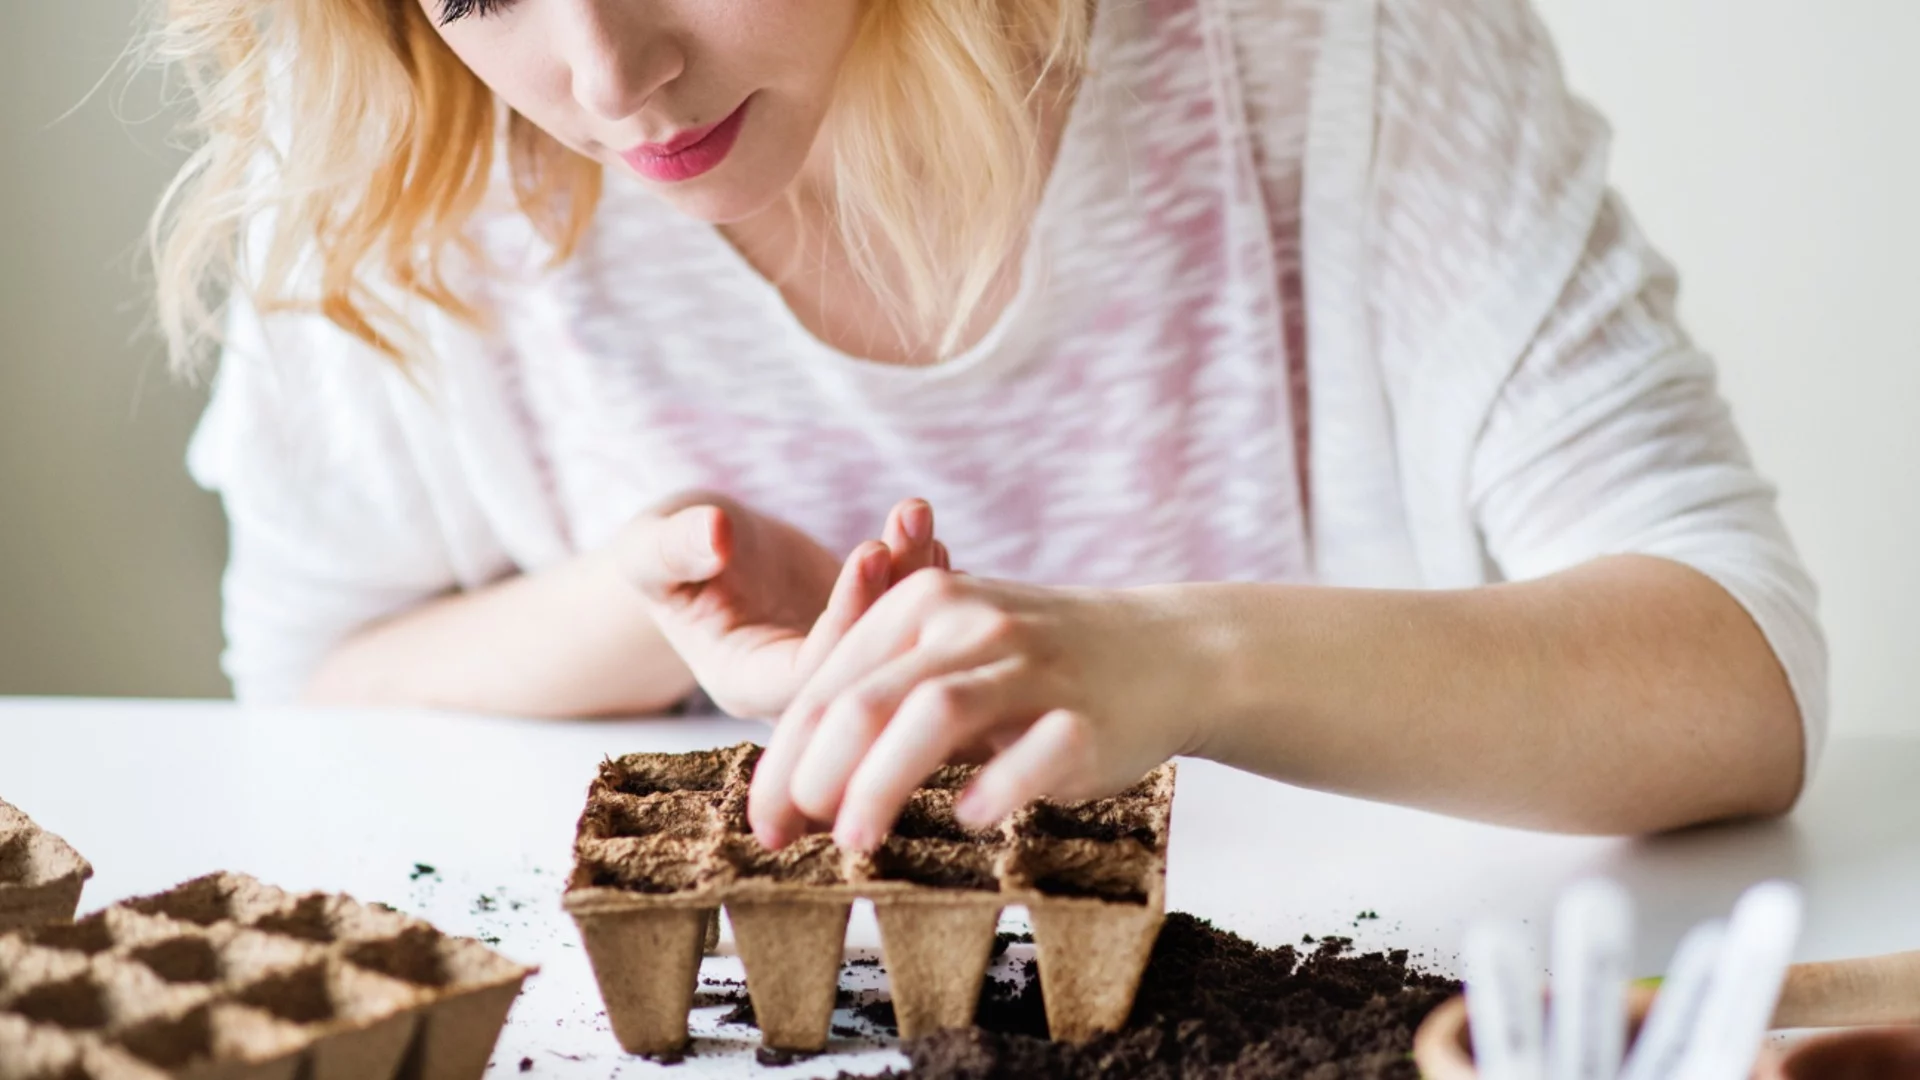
left=1412, top=985, right=1794, bottom=1080
left=1769, top=1025, right=1920, bottom=1080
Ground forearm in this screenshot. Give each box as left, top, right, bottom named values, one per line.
left=1168, top=555, right=1804, bottom=834
left=304, top=549, right=697, bottom=717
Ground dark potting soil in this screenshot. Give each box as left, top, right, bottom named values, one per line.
left=720, top=997, right=758, bottom=1027
left=880, top=914, right=1454, bottom=1079
left=988, top=930, right=1034, bottom=960
left=709, top=914, right=1454, bottom=1077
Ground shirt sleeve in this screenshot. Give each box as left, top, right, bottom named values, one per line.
left=186, top=291, right=463, bottom=704
left=1368, top=0, right=1828, bottom=774
left=1470, top=194, right=1829, bottom=776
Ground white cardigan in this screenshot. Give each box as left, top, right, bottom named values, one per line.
left=189, top=0, right=1827, bottom=771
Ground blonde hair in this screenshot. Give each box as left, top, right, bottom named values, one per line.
left=150, top=0, right=1090, bottom=373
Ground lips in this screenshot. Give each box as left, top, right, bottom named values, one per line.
left=620, top=97, right=752, bottom=184
left=633, top=117, right=725, bottom=157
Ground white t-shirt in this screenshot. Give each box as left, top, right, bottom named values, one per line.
left=189, top=0, right=1827, bottom=770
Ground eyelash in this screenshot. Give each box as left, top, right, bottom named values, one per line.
left=437, top=0, right=512, bottom=25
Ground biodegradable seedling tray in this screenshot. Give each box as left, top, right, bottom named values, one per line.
left=0, top=873, right=532, bottom=1080
left=564, top=743, right=1174, bottom=1058
left=0, top=799, right=93, bottom=935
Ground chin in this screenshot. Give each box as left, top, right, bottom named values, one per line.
left=655, top=178, right=790, bottom=226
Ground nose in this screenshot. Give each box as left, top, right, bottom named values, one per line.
left=560, top=3, right=683, bottom=123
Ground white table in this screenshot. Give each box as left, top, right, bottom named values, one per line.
left=2, top=699, right=1916, bottom=1077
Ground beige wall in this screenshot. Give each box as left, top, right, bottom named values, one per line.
left=4, top=3, right=1916, bottom=735
left=1534, top=0, right=1920, bottom=737
left=0, top=2, right=226, bottom=697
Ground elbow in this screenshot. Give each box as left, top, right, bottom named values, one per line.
left=299, top=647, right=395, bottom=709
left=219, top=649, right=349, bottom=710
left=1544, top=682, right=1810, bottom=839
left=297, top=631, right=443, bottom=711
left=1650, top=557, right=1821, bottom=833
left=1556, top=764, right=1801, bottom=839
left=1712, top=622, right=1818, bottom=827
left=1644, top=706, right=1808, bottom=837
left=1733, top=721, right=1808, bottom=823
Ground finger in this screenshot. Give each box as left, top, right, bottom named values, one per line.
left=831, top=660, right=1027, bottom=851
left=753, top=561, right=926, bottom=849
left=616, top=505, right=729, bottom=599
left=786, top=642, right=999, bottom=832
left=794, top=541, right=891, bottom=677
left=933, top=541, right=952, bottom=573
left=882, top=499, right=938, bottom=583
left=954, top=709, right=1096, bottom=829
left=757, top=579, right=950, bottom=846
left=779, top=571, right=955, bottom=733
left=748, top=703, right=827, bottom=849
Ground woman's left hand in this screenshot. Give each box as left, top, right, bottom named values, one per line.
left=746, top=572, right=1216, bottom=851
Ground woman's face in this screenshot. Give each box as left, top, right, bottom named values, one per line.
left=421, top=0, right=864, bottom=223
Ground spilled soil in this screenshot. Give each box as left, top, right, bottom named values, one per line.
left=709, top=913, right=1457, bottom=1078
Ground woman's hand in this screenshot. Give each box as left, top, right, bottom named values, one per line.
left=745, top=573, right=1215, bottom=851
left=607, top=493, right=949, bottom=720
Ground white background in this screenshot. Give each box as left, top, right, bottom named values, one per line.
left=3, top=1, right=1917, bottom=736
left=1530, top=0, right=1920, bottom=736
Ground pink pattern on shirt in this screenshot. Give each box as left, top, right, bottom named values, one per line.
left=499, top=0, right=1319, bottom=590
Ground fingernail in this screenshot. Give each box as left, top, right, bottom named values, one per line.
left=680, top=518, right=721, bottom=576
left=904, top=502, right=931, bottom=544
left=862, top=547, right=889, bottom=587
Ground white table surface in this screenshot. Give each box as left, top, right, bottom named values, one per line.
left=2, top=699, right=1916, bottom=1077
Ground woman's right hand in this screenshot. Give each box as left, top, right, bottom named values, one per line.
left=604, top=492, right=949, bottom=720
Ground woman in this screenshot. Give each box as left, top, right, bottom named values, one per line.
left=158, top=0, right=1823, bottom=854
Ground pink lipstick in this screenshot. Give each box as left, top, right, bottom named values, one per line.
left=620, top=98, right=751, bottom=183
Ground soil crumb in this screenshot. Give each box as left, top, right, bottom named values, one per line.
left=853, top=997, right=898, bottom=1031
left=719, top=998, right=757, bottom=1027
left=854, top=913, right=1456, bottom=1079
left=988, top=931, right=1034, bottom=959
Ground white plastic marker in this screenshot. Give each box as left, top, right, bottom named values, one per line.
left=1545, top=879, right=1633, bottom=1080
left=1465, top=920, right=1546, bottom=1080
left=1670, top=881, right=1805, bottom=1080
left=1617, top=920, right=1729, bottom=1080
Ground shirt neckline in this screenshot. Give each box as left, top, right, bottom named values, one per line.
left=674, top=2, right=1115, bottom=389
